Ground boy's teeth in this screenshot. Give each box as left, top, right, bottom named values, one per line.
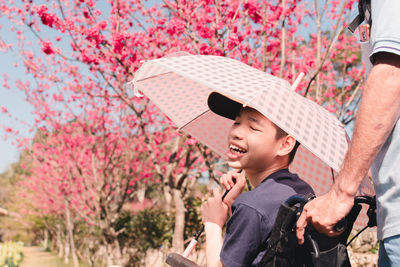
left=230, top=144, right=246, bottom=153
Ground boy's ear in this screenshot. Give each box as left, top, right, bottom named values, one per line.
left=277, top=135, right=296, bottom=157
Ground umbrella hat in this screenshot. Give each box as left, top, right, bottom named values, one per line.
left=132, top=54, right=373, bottom=200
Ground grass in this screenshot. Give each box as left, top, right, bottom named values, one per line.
left=20, top=247, right=90, bottom=267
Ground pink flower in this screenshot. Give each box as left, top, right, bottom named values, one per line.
left=225, top=34, right=240, bottom=50
left=167, top=17, right=185, bottom=36
left=81, top=53, right=99, bottom=65
left=199, top=43, right=215, bottom=55
left=97, top=20, right=108, bottom=30
left=184, top=137, right=198, bottom=146
left=85, top=27, right=104, bottom=46
left=1, top=106, right=7, bottom=113
left=196, top=21, right=214, bottom=38
left=36, top=5, right=59, bottom=28
left=113, top=33, right=126, bottom=54
left=243, top=1, right=262, bottom=23
left=41, top=42, right=55, bottom=55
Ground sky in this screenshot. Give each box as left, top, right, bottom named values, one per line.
left=0, top=1, right=113, bottom=173
left=0, top=16, right=35, bottom=173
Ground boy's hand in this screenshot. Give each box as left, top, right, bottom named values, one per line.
left=220, top=170, right=246, bottom=208
left=201, top=188, right=229, bottom=228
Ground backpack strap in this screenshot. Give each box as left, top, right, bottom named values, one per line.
left=348, top=0, right=372, bottom=33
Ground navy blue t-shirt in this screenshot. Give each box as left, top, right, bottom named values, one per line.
left=220, top=169, right=314, bottom=267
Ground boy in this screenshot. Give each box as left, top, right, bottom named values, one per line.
left=201, top=92, right=314, bottom=267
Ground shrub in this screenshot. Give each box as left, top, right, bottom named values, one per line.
left=0, top=242, right=24, bottom=267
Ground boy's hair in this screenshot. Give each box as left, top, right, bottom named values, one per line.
left=275, top=126, right=300, bottom=165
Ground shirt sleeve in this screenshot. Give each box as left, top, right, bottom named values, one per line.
left=220, top=203, right=270, bottom=267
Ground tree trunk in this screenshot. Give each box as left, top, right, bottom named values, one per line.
left=163, top=187, right=172, bottom=212
left=172, top=189, right=186, bottom=252
left=105, top=241, right=124, bottom=266
left=43, top=228, right=49, bottom=250
left=104, top=236, right=124, bottom=265
left=57, top=224, right=64, bottom=258
left=112, top=238, right=124, bottom=265
left=64, top=234, right=70, bottom=264
left=65, top=200, right=79, bottom=267
left=137, top=182, right=146, bottom=203
left=99, top=218, right=124, bottom=266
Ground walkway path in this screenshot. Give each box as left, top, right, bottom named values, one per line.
left=20, top=247, right=87, bottom=267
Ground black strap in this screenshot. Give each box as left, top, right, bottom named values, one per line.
left=348, top=14, right=364, bottom=33
left=348, top=0, right=371, bottom=33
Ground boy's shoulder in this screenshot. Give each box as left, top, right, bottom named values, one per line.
left=233, top=169, right=314, bottom=217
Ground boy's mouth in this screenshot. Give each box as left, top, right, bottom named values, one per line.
left=229, top=144, right=247, bottom=155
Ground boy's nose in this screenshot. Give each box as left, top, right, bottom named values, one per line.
left=229, top=125, right=244, bottom=140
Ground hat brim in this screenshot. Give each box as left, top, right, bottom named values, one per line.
left=207, top=92, right=243, bottom=120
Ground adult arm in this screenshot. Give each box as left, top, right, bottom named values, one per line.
left=297, top=52, right=400, bottom=243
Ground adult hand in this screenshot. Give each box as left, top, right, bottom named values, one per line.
left=219, top=170, right=246, bottom=208
left=201, top=188, right=229, bottom=229
left=296, top=188, right=354, bottom=244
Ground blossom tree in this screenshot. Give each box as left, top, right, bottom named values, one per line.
left=0, top=0, right=365, bottom=264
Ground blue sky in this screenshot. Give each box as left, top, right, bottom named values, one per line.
left=0, top=1, right=112, bottom=173
left=0, top=16, right=35, bottom=173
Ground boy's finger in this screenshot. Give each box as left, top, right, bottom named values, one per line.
left=220, top=175, right=232, bottom=190
left=231, top=171, right=246, bottom=186
left=213, top=187, right=222, bottom=199
left=225, top=172, right=236, bottom=187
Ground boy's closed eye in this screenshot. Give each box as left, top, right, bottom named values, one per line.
left=250, top=126, right=260, bottom=131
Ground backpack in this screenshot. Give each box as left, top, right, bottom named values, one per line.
left=258, top=194, right=376, bottom=267
left=348, top=0, right=372, bottom=33
left=165, top=195, right=376, bottom=267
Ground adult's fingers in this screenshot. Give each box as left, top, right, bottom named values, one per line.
left=296, top=209, right=308, bottom=245
left=310, top=217, right=343, bottom=237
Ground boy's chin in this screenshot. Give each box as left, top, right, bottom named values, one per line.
left=227, top=160, right=242, bottom=169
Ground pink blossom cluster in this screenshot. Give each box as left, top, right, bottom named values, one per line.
left=167, top=17, right=185, bottom=36
left=35, top=5, right=60, bottom=28
left=41, top=41, right=55, bottom=55
left=85, top=27, right=105, bottom=47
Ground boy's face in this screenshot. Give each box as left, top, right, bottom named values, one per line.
left=227, top=107, right=284, bottom=172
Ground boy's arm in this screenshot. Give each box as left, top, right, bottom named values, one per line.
left=201, top=188, right=228, bottom=267
left=204, top=222, right=225, bottom=267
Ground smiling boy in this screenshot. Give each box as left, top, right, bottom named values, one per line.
left=201, top=92, right=314, bottom=267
